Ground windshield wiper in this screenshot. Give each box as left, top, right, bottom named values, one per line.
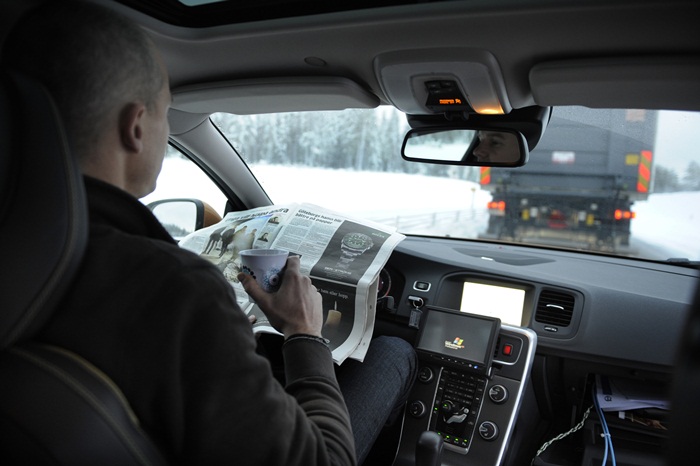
left=665, top=258, right=700, bottom=268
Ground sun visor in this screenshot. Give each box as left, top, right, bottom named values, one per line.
left=374, top=48, right=512, bottom=115
left=530, top=57, right=700, bottom=110
left=171, top=77, right=380, bottom=115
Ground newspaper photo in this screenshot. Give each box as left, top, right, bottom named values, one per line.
left=179, top=203, right=405, bottom=364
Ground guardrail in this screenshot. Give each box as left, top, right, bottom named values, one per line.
left=367, top=208, right=488, bottom=234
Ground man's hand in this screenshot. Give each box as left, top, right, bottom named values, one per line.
left=238, top=255, right=323, bottom=338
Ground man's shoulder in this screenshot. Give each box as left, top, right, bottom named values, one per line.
left=148, top=234, right=215, bottom=266
left=90, top=222, right=228, bottom=282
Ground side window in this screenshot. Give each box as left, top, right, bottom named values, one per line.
left=141, top=145, right=228, bottom=238
left=141, top=145, right=228, bottom=217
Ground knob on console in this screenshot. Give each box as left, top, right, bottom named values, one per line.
left=478, top=421, right=499, bottom=441
left=440, top=399, right=456, bottom=414
left=488, top=384, right=509, bottom=404
left=409, top=400, right=427, bottom=418
left=418, top=366, right=434, bottom=383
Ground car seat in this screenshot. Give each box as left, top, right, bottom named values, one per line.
left=0, top=70, right=166, bottom=465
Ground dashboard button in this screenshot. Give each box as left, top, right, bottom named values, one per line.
left=413, top=281, right=431, bottom=292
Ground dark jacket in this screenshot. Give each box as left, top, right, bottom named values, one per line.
left=40, top=176, right=355, bottom=465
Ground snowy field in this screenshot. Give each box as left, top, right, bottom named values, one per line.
left=631, top=191, right=700, bottom=260
left=143, top=159, right=700, bottom=261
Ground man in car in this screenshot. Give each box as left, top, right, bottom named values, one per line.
left=3, top=1, right=416, bottom=464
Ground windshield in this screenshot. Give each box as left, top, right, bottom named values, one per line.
left=211, top=106, right=700, bottom=262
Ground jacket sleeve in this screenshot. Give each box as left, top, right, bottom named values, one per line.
left=165, top=261, right=356, bottom=466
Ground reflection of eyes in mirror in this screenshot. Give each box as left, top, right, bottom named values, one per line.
left=402, top=128, right=525, bottom=166
left=470, top=131, right=520, bottom=163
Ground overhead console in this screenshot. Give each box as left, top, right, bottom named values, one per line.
left=374, top=48, right=512, bottom=115
left=394, top=306, right=537, bottom=466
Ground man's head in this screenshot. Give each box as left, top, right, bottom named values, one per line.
left=3, top=0, right=170, bottom=198
left=472, top=130, right=520, bottom=163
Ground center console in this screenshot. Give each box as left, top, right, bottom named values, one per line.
left=394, top=306, right=537, bottom=466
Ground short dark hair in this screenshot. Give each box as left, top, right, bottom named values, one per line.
left=2, top=1, right=164, bottom=162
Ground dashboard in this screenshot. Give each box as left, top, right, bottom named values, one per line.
left=375, top=236, right=699, bottom=465
left=380, top=236, right=697, bottom=368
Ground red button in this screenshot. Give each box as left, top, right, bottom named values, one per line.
left=503, top=344, right=513, bottom=356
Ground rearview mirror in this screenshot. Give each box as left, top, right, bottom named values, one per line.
left=401, top=128, right=528, bottom=167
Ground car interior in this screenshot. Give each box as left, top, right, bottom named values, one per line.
left=1, top=0, right=699, bottom=465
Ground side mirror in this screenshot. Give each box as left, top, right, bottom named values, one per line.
left=147, top=198, right=222, bottom=241
left=401, top=128, right=528, bottom=167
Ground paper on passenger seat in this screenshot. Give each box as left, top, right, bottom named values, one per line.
left=595, top=375, right=669, bottom=412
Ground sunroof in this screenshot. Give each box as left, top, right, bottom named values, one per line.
left=119, top=0, right=442, bottom=27
left=177, top=0, right=226, bottom=5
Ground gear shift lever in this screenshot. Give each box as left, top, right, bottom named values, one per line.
left=416, top=430, right=443, bottom=466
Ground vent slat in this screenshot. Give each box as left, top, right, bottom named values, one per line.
left=535, top=290, right=574, bottom=327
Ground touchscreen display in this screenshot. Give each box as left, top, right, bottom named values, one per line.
left=459, top=281, right=525, bottom=326
left=417, top=307, right=500, bottom=373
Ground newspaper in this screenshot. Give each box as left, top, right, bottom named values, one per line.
left=595, top=375, right=669, bottom=412
left=179, top=203, right=405, bottom=364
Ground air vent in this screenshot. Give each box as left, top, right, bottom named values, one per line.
left=535, top=290, right=575, bottom=327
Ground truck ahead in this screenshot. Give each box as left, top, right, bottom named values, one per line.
left=481, top=107, right=657, bottom=253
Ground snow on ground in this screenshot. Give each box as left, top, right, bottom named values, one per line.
left=251, top=164, right=486, bottom=218
left=631, top=191, right=700, bottom=260
left=143, top=159, right=700, bottom=261
left=221, top=164, right=491, bottom=238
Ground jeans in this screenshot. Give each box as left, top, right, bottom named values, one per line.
left=336, top=336, right=418, bottom=465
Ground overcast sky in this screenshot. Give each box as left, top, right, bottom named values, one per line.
left=655, top=111, right=700, bottom=175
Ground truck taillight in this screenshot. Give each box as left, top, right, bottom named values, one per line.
left=614, top=209, right=635, bottom=220
left=488, top=201, right=505, bottom=211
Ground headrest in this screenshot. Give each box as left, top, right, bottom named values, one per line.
left=0, top=71, right=87, bottom=349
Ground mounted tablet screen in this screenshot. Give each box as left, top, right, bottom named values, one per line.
left=417, top=307, right=500, bottom=374
left=460, top=281, right=525, bottom=326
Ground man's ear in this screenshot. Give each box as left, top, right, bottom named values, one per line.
left=119, top=102, right=147, bottom=154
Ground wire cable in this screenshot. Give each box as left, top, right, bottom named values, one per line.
left=531, top=405, right=593, bottom=465
left=593, top=383, right=617, bottom=466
